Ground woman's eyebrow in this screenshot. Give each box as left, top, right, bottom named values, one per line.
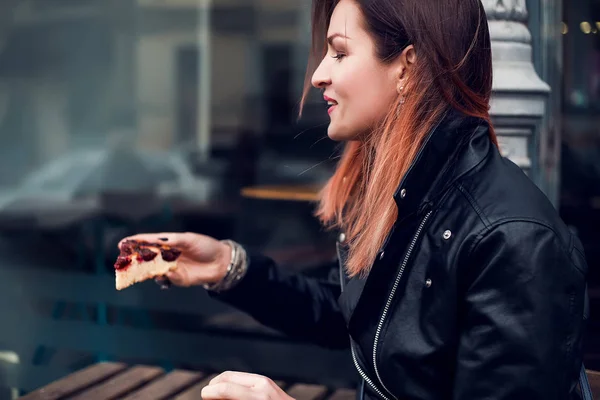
left=327, top=33, right=351, bottom=46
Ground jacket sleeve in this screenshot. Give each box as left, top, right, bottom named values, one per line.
left=453, top=221, right=587, bottom=400
left=207, top=252, right=350, bottom=349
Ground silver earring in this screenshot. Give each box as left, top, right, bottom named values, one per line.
left=398, top=85, right=406, bottom=104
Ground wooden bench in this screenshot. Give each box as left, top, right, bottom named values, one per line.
left=16, top=361, right=600, bottom=400
left=17, top=362, right=357, bottom=400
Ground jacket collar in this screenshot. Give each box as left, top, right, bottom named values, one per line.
left=337, top=109, right=494, bottom=331
left=393, top=108, right=492, bottom=219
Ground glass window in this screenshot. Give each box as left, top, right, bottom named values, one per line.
left=0, top=0, right=338, bottom=264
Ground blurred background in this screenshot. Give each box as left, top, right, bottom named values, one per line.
left=0, top=0, right=598, bottom=397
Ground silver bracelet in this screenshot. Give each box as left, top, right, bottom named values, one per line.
left=203, top=240, right=248, bottom=293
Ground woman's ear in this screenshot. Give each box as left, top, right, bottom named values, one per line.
left=402, top=45, right=416, bottom=66
left=394, top=45, right=416, bottom=94
left=393, top=65, right=406, bottom=95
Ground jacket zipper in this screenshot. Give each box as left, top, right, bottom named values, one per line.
left=372, top=209, right=434, bottom=398
left=337, top=242, right=394, bottom=400
left=351, top=341, right=393, bottom=400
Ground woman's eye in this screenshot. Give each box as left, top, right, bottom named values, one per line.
left=332, top=53, right=346, bottom=61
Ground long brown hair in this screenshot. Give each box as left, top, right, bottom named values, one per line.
left=301, top=0, right=498, bottom=277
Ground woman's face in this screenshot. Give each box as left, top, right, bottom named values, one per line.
left=311, top=0, right=401, bottom=141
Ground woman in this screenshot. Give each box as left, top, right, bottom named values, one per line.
left=121, top=0, right=590, bottom=398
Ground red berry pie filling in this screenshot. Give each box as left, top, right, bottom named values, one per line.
left=114, top=240, right=182, bottom=271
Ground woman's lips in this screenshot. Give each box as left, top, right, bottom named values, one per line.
left=324, top=95, right=337, bottom=115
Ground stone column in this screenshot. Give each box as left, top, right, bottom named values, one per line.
left=483, top=0, right=551, bottom=195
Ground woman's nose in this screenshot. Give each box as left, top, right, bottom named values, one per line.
left=311, top=59, right=331, bottom=89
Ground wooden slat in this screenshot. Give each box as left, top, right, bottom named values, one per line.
left=68, top=365, right=164, bottom=400
left=586, top=369, right=600, bottom=377
left=174, top=374, right=218, bottom=400
left=585, top=369, right=600, bottom=399
left=19, top=362, right=127, bottom=400
left=121, top=370, right=205, bottom=400
left=286, top=383, right=329, bottom=400
left=327, top=388, right=357, bottom=400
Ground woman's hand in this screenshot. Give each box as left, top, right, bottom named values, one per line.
left=201, top=371, right=294, bottom=400
left=118, top=232, right=231, bottom=287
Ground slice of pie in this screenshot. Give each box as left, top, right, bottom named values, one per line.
left=114, top=239, right=182, bottom=290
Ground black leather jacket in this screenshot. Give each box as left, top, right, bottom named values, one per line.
left=212, top=109, right=588, bottom=399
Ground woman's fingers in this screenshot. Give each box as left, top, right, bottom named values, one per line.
left=164, top=269, right=191, bottom=287
left=118, top=232, right=186, bottom=249
left=203, top=371, right=295, bottom=400
left=201, top=381, right=261, bottom=400
left=210, top=371, right=275, bottom=389
left=154, top=276, right=171, bottom=290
